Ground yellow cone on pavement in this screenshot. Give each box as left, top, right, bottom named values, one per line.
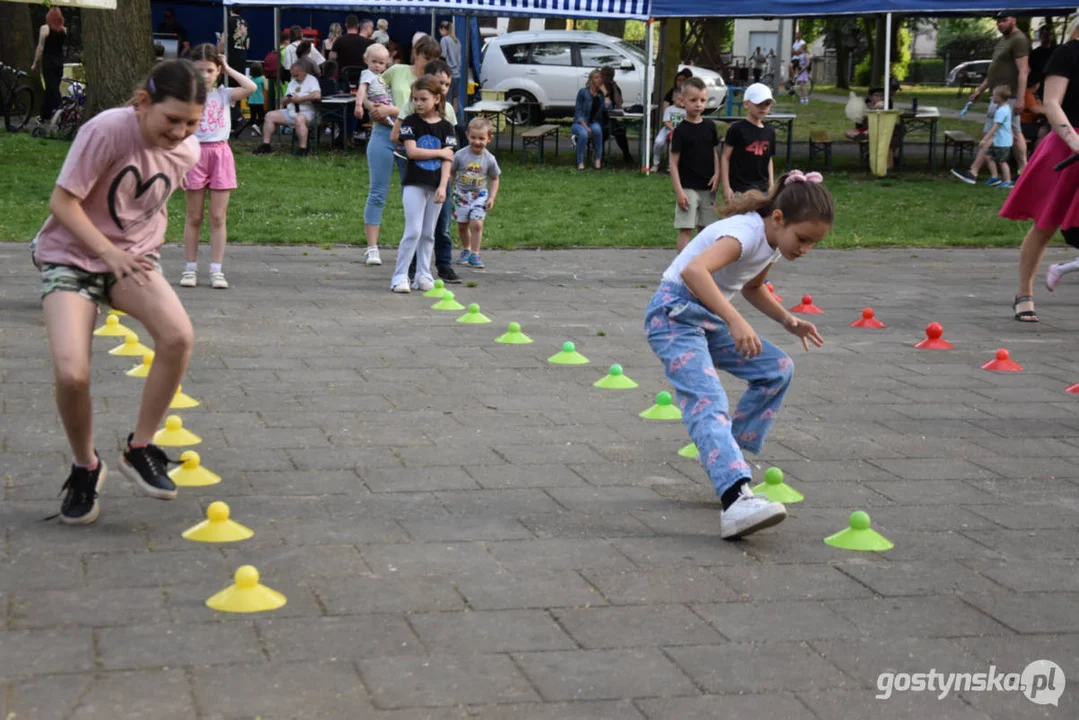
left=183, top=502, right=253, bottom=543
left=206, top=565, right=286, bottom=613
left=168, top=451, right=221, bottom=487
left=152, top=415, right=202, bottom=446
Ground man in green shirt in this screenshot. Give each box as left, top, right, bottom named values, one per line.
left=969, top=13, right=1031, bottom=171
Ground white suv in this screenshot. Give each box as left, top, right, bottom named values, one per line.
left=480, top=30, right=727, bottom=125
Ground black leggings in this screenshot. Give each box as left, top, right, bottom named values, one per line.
left=248, top=103, right=265, bottom=127
left=41, top=56, right=64, bottom=120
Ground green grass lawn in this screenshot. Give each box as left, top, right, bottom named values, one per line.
left=0, top=129, right=1025, bottom=251
left=814, top=83, right=990, bottom=113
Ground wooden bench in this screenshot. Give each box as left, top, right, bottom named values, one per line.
left=807, top=128, right=833, bottom=172
left=520, top=124, right=560, bottom=165
left=943, top=130, right=976, bottom=169
left=855, top=134, right=870, bottom=168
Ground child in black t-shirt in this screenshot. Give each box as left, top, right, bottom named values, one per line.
left=670, top=77, right=720, bottom=251
left=390, top=75, right=457, bottom=294
left=721, top=83, right=776, bottom=204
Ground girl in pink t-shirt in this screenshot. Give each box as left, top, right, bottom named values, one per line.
left=181, top=44, right=256, bottom=290
left=32, top=60, right=205, bottom=525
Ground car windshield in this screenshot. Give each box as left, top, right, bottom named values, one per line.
left=615, top=40, right=646, bottom=62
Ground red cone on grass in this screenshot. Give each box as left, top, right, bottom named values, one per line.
left=790, top=294, right=823, bottom=314
left=914, top=322, right=953, bottom=350
left=766, top=282, right=783, bottom=302
left=851, top=308, right=886, bottom=329
left=982, top=349, right=1023, bottom=372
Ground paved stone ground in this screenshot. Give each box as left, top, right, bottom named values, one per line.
left=2, top=243, right=1078, bottom=720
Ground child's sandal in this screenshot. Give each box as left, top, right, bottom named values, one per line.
left=1013, top=295, right=1038, bottom=323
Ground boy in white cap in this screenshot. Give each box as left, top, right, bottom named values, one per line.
left=720, top=83, right=777, bottom=204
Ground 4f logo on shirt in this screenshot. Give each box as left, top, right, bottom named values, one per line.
left=745, top=140, right=771, bottom=156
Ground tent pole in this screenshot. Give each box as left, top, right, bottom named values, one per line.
left=643, top=18, right=654, bottom=173
left=432, top=10, right=437, bottom=36
left=222, top=4, right=228, bottom=49
left=457, top=13, right=467, bottom=113
left=884, top=13, right=892, bottom=111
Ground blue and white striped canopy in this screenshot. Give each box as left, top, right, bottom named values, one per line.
left=223, top=0, right=651, bottom=20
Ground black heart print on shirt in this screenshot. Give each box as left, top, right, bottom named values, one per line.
left=107, top=165, right=172, bottom=231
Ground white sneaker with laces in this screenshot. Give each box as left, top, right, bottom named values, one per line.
left=179, top=269, right=197, bottom=287
left=720, top=484, right=787, bottom=539
left=392, top=281, right=411, bottom=293
left=365, top=247, right=382, bottom=266
left=417, top=277, right=435, bottom=292
left=210, top=271, right=229, bottom=289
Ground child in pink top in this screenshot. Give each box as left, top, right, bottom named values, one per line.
left=180, top=43, right=256, bottom=290
left=32, top=60, right=205, bottom=525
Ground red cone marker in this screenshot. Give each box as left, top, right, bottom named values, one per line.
left=851, top=308, right=886, bottom=329
left=982, top=348, right=1023, bottom=372
left=914, top=322, right=953, bottom=350
left=791, top=294, right=823, bottom=314
left=1065, top=383, right=1079, bottom=395
left=766, top=282, right=784, bottom=302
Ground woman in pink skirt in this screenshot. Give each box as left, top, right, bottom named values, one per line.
left=1000, top=17, right=1079, bottom=322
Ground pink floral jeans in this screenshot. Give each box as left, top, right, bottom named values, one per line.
left=646, top=281, right=793, bottom=495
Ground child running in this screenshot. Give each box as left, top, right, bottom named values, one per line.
left=645, top=171, right=833, bottom=539
left=181, top=44, right=256, bottom=290
left=651, top=89, right=686, bottom=173
left=451, top=117, right=501, bottom=270
left=32, top=60, right=204, bottom=524
left=952, top=85, right=1015, bottom=188
left=721, top=82, right=776, bottom=204
left=670, top=77, right=720, bottom=251
left=389, top=75, right=456, bottom=293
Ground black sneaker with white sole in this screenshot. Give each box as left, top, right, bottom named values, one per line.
left=950, top=168, right=976, bottom=184
left=438, top=266, right=463, bottom=284
left=55, top=459, right=107, bottom=525
left=120, top=435, right=178, bottom=500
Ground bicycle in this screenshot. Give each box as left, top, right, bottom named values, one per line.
left=0, top=62, right=35, bottom=132
left=35, top=77, right=85, bottom=141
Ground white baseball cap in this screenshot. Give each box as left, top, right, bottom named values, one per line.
left=744, top=83, right=774, bottom=105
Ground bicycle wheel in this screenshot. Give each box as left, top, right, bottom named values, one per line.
left=49, top=104, right=79, bottom=141
left=4, top=84, right=34, bottom=132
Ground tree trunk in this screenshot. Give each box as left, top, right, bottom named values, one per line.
left=83, top=0, right=154, bottom=118
left=871, top=15, right=886, bottom=86
left=0, top=3, right=36, bottom=71
left=507, top=18, right=530, bottom=33
left=834, top=30, right=849, bottom=89
left=653, top=19, right=682, bottom=129
left=544, top=18, right=568, bottom=31
left=597, top=20, right=625, bottom=39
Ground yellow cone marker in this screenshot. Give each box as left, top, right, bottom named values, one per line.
left=168, top=450, right=221, bottom=487
left=170, top=385, right=200, bottom=409
left=152, top=415, right=202, bottom=447
left=108, top=308, right=127, bottom=317
left=109, top=333, right=152, bottom=357
left=594, top=364, right=639, bottom=389
left=432, top=291, right=465, bottom=311
left=495, top=322, right=533, bottom=344
left=423, top=279, right=447, bottom=298
left=677, top=442, right=699, bottom=459
left=206, top=565, right=287, bottom=613
left=457, top=303, right=492, bottom=324
left=548, top=341, right=589, bottom=365
left=93, top=314, right=135, bottom=338
left=183, top=502, right=253, bottom=543
left=751, top=466, right=804, bottom=503
left=639, top=391, right=682, bottom=420
left=127, top=351, right=154, bottom=378
left=824, top=511, right=894, bottom=552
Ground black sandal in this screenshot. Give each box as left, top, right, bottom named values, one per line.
left=1013, top=295, right=1039, bottom=322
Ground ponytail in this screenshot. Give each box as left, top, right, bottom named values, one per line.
left=132, top=59, right=206, bottom=107
left=722, top=170, right=835, bottom=226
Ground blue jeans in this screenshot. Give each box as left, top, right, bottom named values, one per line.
left=645, top=281, right=794, bottom=496
left=572, top=121, right=603, bottom=165
left=364, top=123, right=407, bottom=226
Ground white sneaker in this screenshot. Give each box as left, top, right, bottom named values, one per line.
left=417, top=277, right=435, bottom=292
left=210, top=271, right=229, bottom=289
left=365, top=247, right=382, bottom=266
left=720, top=484, right=787, bottom=540
left=179, top=269, right=197, bottom=287
left=392, top=281, right=411, bottom=294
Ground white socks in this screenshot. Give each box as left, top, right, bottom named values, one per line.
left=1056, top=258, right=1079, bottom=275
left=210, top=263, right=222, bottom=274
left=185, top=262, right=197, bottom=272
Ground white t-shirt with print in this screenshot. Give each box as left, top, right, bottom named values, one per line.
left=285, top=75, right=321, bottom=116
left=661, top=212, right=780, bottom=300
left=195, top=86, right=233, bottom=143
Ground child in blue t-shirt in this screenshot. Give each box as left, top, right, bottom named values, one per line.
left=952, top=85, right=1015, bottom=188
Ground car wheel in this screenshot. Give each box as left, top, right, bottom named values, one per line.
left=503, top=91, right=536, bottom=126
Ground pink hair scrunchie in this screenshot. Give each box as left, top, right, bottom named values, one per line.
left=786, top=170, right=824, bottom=183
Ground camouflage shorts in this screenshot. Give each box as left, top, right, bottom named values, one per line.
left=39, top=257, right=162, bottom=306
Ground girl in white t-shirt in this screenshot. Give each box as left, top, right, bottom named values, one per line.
left=645, top=171, right=834, bottom=540
left=181, top=44, right=255, bottom=290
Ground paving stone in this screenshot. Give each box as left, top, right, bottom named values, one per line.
left=399, top=516, right=533, bottom=542
left=3, top=673, right=93, bottom=719
left=96, top=621, right=264, bottom=669
left=959, top=557, right=1079, bottom=592
left=70, top=669, right=197, bottom=720
left=10, top=587, right=169, bottom=629
left=583, top=567, right=737, bottom=605
left=513, top=648, right=699, bottom=701
left=192, top=660, right=373, bottom=718
left=364, top=467, right=480, bottom=493
left=463, top=463, right=589, bottom=489
left=0, top=628, right=95, bottom=676
left=0, top=550, right=84, bottom=591
left=362, top=542, right=501, bottom=577
left=258, top=615, right=423, bottom=661
left=797, top=689, right=994, bottom=720
left=85, top=549, right=227, bottom=589
left=410, top=609, right=576, bottom=653
left=454, top=570, right=607, bottom=610
left=693, top=599, right=863, bottom=642
left=960, top=592, right=1079, bottom=633
left=666, top=642, right=852, bottom=693
left=438, top=489, right=564, bottom=516
left=554, top=604, right=725, bottom=648
left=311, top=576, right=465, bottom=614
left=358, top=654, right=539, bottom=708
left=836, top=560, right=1007, bottom=597
left=636, top=693, right=814, bottom=719
left=489, top=539, right=635, bottom=572
left=520, top=510, right=656, bottom=539
left=470, top=700, right=645, bottom=719
left=827, top=596, right=1012, bottom=638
